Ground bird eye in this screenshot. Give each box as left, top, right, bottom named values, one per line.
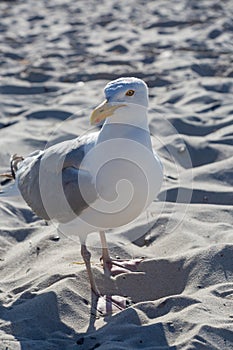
left=125, top=89, right=135, bottom=96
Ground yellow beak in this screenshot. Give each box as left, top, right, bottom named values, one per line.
left=90, top=100, right=125, bottom=125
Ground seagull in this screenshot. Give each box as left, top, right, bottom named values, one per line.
left=0, top=77, right=163, bottom=311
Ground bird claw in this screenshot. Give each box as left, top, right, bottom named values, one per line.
left=101, top=257, right=144, bottom=276
left=96, top=294, right=131, bottom=316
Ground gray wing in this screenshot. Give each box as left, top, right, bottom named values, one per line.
left=17, top=132, right=98, bottom=223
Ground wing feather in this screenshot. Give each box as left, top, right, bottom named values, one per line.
left=17, top=133, right=98, bottom=222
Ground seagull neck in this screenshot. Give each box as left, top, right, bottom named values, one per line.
left=103, top=104, right=149, bottom=131
left=96, top=104, right=152, bottom=148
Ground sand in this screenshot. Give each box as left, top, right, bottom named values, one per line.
left=0, top=0, right=233, bottom=349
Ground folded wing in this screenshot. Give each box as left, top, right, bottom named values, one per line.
left=17, top=133, right=98, bottom=223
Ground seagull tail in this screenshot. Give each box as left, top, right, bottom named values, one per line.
left=0, top=154, right=24, bottom=197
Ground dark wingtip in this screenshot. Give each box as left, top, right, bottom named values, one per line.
left=10, top=154, right=24, bottom=179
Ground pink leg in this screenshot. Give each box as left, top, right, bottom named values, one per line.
left=81, top=243, right=99, bottom=295
left=99, top=231, right=143, bottom=277
left=81, top=242, right=127, bottom=315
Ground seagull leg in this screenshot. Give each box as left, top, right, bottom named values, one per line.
left=99, top=230, right=112, bottom=275
left=81, top=243, right=99, bottom=296
left=81, top=241, right=128, bottom=316
left=99, top=231, right=143, bottom=277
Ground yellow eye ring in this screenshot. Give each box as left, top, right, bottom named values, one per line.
left=125, top=89, right=135, bottom=96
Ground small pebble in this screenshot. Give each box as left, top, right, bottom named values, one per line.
left=50, top=234, right=60, bottom=241
left=178, top=145, right=186, bottom=153
left=76, top=337, right=84, bottom=345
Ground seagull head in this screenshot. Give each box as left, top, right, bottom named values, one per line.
left=90, top=77, right=149, bottom=125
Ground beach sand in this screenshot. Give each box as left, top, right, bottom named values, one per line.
left=0, top=0, right=233, bottom=349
